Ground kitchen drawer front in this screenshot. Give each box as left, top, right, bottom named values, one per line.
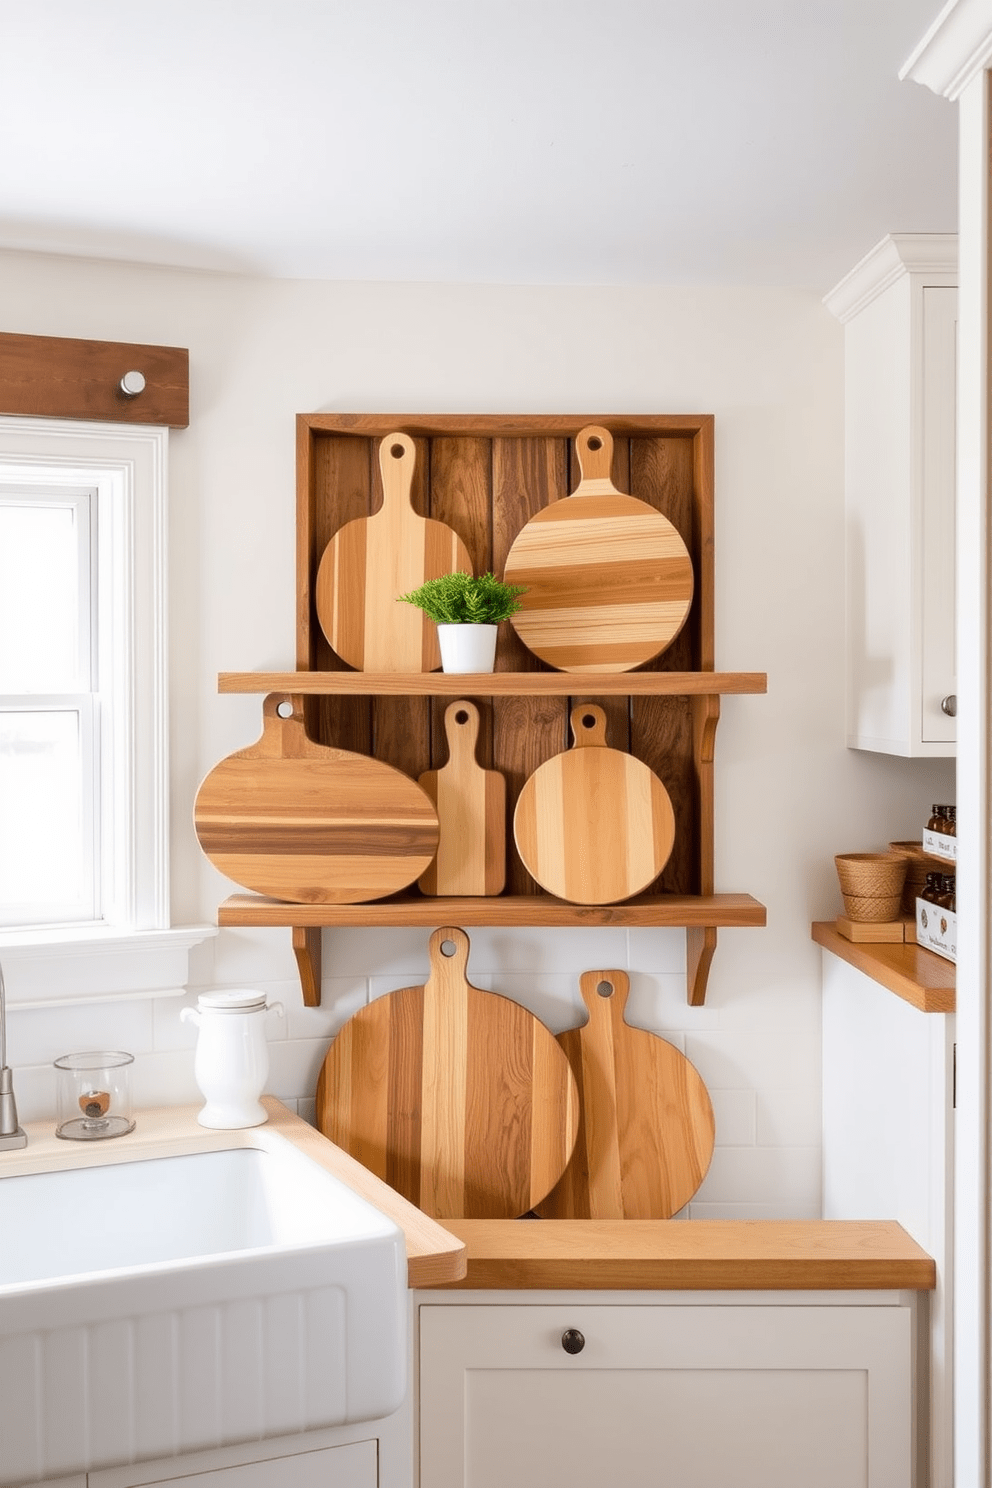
left=419, top=1302, right=912, bottom=1488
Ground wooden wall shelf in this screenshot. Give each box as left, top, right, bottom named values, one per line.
left=218, top=671, right=768, bottom=697
left=207, top=412, right=768, bottom=1009
left=811, top=921, right=955, bottom=1013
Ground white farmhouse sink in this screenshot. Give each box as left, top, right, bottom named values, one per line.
left=0, top=1132, right=407, bottom=1486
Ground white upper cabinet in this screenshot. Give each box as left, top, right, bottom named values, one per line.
left=825, top=234, right=958, bottom=756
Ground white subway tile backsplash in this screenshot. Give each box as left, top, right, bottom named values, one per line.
left=208, top=926, right=298, bottom=985
left=129, top=1050, right=201, bottom=1110
left=623, top=971, right=715, bottom=1034
left=695, top=1146, right=821, bottom=1213
left=6, top=999, right=155, bottom=1067
left=687, top=1200, right=818, bottom=1220
left=626, top=926, right=686, bottom=974
left=464, top=925, right=629, bottom=974
left=284, top=977, right=368, bottom=1040
left=265, top=1038, right=333, bottom=1105
left=708, top=1088, right=757, bottom=1147
left=322, top=927, right=433, bottom=978
left=6, top=1062, right=58, bottom=1125
left=684, top=1028, right=819, bottom=1092
left=756, top=1084, right=821, bottom=1148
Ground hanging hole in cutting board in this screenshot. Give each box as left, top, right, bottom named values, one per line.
left=582, top=713, right=597, bottom=729
left=454, top=709, right=470, bottom=725
left=276, top=699, right=294, bottom=718
left=389, top=441, right=405, bottom=459
left=587, top=435, right=603, bottom=451
left=440, top=939, right=458, bottom=957
left=596, top=980, right=615, bottom=998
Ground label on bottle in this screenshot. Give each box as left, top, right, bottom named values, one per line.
left=923, top=828, right=957, bottom=862
left=916, top=898, right=957, bottom=963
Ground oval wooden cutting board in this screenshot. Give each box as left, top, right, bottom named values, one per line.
left=316, top=927, right=579, bottom=1219
left=503, top=424, right=694, bottom=672
left=536, top=970, right=715, bottom=1219
left=194, top=693, right=439, bottom=903
left=315, top=431, right=473, bottom=672
left=418, top=700, right=506, bottom=896
left=513, top=704, right=675, bottom=904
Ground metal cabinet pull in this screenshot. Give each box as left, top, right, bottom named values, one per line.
left=941, top=695, right=957, bottom=717
left=561, top=1328, right=585, bottom=1355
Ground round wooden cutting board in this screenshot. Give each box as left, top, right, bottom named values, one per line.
left=194, top=693, right=439, bottom=903
left=315, top=431, right=473, bottom=672
left=316, top=927, right=579, bottom=1219
left=503, top=424, right=694, bottom=673
left=537, top=970, right=715, bottom=1220
left=513, top=704, right=675, bottom=904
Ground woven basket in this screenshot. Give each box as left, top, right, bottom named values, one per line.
left=835, top=852, right=908, bottom=923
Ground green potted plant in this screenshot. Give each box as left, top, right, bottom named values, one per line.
left=398, top=571, right=527, bottom=672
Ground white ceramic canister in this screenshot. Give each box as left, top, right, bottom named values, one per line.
left=180, top=989, right=284, bottom=1129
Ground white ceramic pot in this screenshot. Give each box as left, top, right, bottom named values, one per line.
left=180, top=989, right=284, bottom=1129
left=437, top=623, right=498, bottom=673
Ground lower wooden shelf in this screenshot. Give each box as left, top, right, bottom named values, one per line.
left=219, top=893, right=767, bottom=1008
left=811, top=921, right=955, bottom=1013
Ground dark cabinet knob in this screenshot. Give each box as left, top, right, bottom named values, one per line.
left=561, top=1328, right=585, bottom=1355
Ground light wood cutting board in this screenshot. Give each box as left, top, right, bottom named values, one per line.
left=194, top=693, right=439, bottom=903
left=503, top=423, right=694, bottom=672
left=536, top=970, right=715, bottom=1219
left=418, top=700, right=506, bottom=895
left=315, top=927, right=579, bottom=1219
left=315, top=431, right=472, bottom=672
left=513, top=704, right=675, bottom=904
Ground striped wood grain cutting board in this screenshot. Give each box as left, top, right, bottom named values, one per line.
left=193, top=693, right=439, bottom=903
left=315, top=431, right=472, bottom=672
left=513, top=704, right=675, bottom=904
left=503, top=424, right=694, bottom=672
left=537, top=969, right=715, bottom=1219
left=316, top=927, right=578, bottom=1219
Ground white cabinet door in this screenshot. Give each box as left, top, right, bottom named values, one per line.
left=827, top=233, right=958, bottom=756
left=106, top=1440, right=377, bottom=1488
left=420, top=1302, right=912, bottom=1488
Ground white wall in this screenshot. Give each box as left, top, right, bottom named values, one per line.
left=0, top=248, right=955, bottom=1216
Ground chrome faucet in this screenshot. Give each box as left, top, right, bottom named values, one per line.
left=0, top=961, right=27, bottom=1149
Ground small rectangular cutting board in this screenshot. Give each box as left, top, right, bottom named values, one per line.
left=419, top=700, right=506, bottom=895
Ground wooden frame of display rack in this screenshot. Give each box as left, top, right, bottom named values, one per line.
left=216, top=413, right=767, bottom=1007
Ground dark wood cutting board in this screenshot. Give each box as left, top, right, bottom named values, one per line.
left=536, top=969, right=715, bottom=1219
left=316, top=927, right=579, bottom=1219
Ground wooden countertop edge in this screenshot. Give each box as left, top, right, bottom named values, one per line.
left=811, top=921, right=955, bottom=1013
left=436, top=1219, right=936, bottom=1292
left=5, top=1098, right=466, bottom=1290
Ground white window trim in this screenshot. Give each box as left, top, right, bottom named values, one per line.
left=0, top=416, right=214, bottom=1007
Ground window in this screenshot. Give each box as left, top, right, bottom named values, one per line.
left=0, top=485, right=99, bottom=925
left=0, top=417, right=212, bottom=1007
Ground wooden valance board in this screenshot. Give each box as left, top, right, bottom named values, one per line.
left=0, top=331, right=189, bottom=426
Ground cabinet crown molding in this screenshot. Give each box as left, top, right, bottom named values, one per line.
left=823, top=232, right=958, bottom=323
left=900, top=0, right=992, bottom=100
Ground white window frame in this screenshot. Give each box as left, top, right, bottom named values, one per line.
left=0, top=417, right=213, bottom=1008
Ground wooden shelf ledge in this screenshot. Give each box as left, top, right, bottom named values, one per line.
left=220, top=894, right=765, bottom=1009
left=435, top=1218, right=935, bottom=1292
left=218, top=670, right=767, bottom=697
left=811, top=921, right=955, bottom=1013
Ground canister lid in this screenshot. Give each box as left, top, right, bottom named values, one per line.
left=196, top=989, right=267, bottom=1013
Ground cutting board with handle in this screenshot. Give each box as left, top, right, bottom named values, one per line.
left=194, top=693, right=439, bottom=903
left=513, top=704, right=675, bottom=904
left=536, top=969, right=715, bottom=1219
left=315, top=431, right=473, bottom=672
left=503, top=423, right=695, bottom=672
left=418, top=700, right=506, bottom=895
left=315, top=926, right=579, bottom=1219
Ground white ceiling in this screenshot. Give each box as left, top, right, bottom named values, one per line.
left=0, top=0, right=957, bottom=295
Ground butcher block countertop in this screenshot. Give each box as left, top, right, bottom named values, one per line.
left=438, top=1218, right=936, bottom=1291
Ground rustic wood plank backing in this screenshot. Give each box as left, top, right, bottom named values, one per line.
left=0, top=331, right=189, bottom=427
left=298, top=417, right=715, bottom=903
left=491, top=437, right=571, bottom=893
left=303, top=430, right=373, bottom=752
